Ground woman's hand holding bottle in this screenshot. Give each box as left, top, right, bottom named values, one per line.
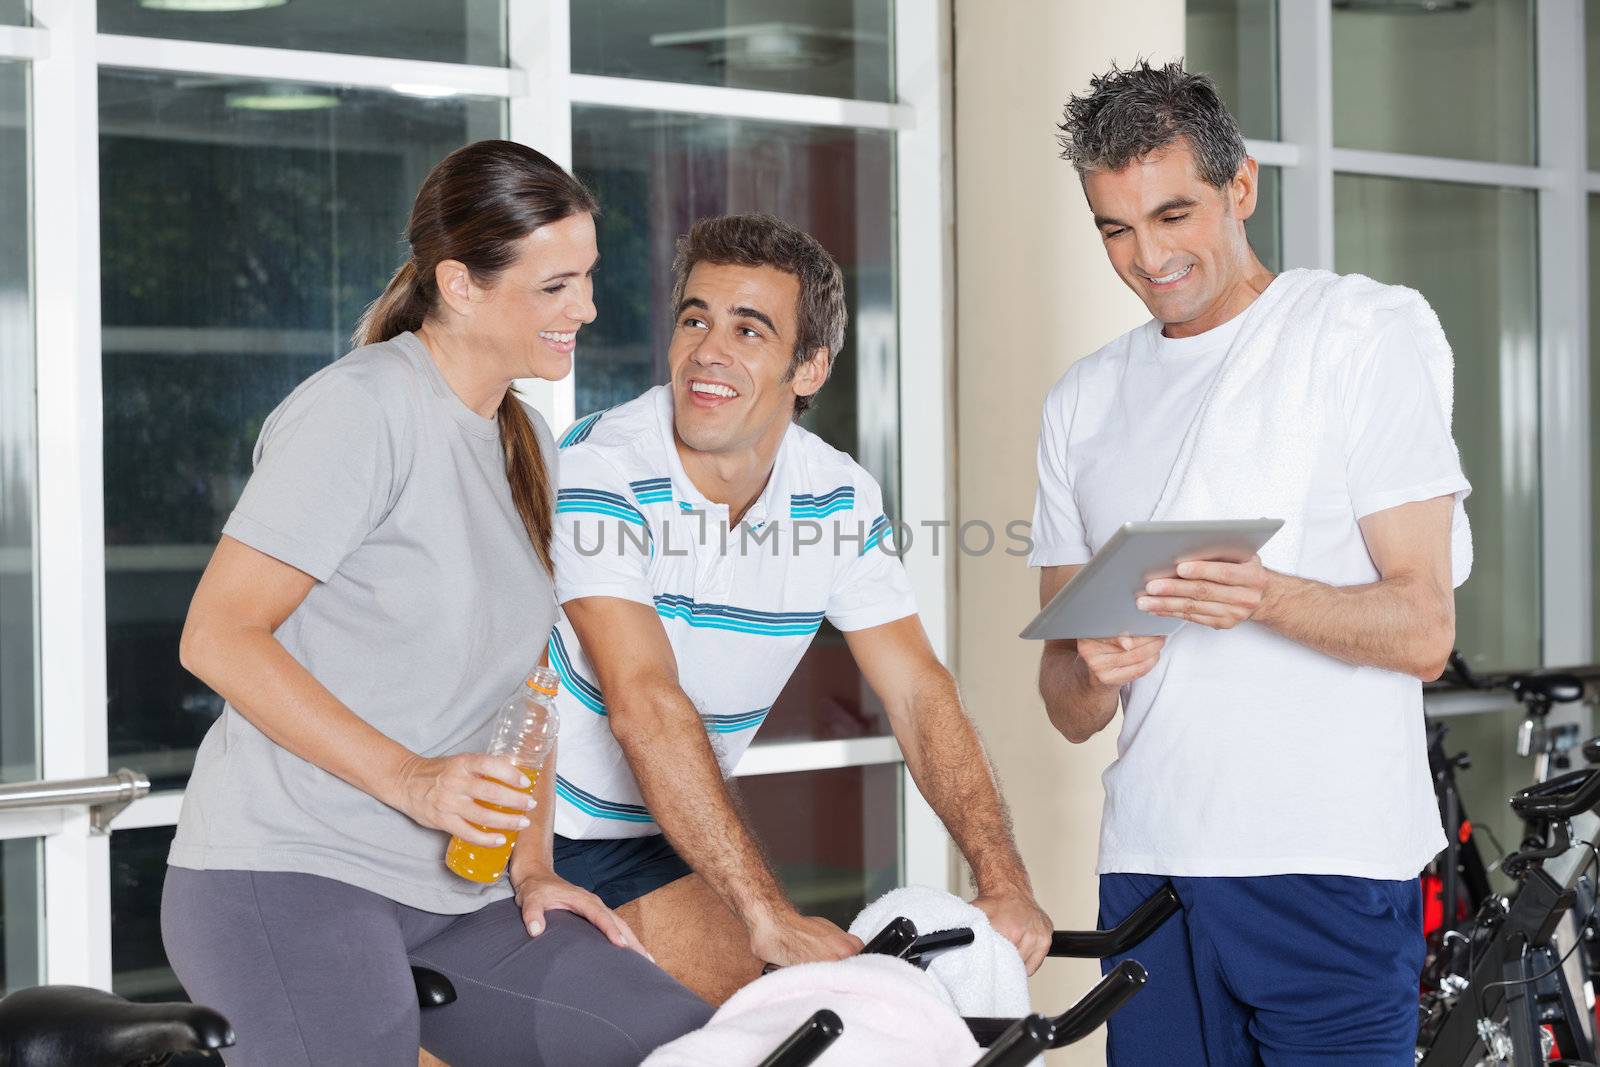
left=394, top=752, right=534, bottom=846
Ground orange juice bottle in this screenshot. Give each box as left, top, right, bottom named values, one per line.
left=445, top=666, right=560, bottom=883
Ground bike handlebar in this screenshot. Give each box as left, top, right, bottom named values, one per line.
left=1509, top=767, right=1600, bottom=819
left=1050, top=884, right=1182, bottom=958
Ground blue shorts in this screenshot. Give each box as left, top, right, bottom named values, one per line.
left=553, top=833, right=693, bottom=909
left=1100, top=873, right=1424, bottom=1066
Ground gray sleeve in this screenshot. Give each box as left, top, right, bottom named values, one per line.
left=223, top=374, right=404, bottom=582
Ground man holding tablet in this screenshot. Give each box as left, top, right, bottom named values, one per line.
left=1033, top=61, right=1471, bottom=1064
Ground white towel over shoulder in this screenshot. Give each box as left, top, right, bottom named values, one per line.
left=850, top=885, right=1031, bottom=1017
left=1151, top=268, right=1472, bottom=584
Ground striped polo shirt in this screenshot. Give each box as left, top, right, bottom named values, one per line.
left=548, top=386, right=916, bottom=839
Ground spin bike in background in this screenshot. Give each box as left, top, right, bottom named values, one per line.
left=1424, top=655, right=1588, bottom=973
left=1418, top=654, right=1593, bottom=1065
left=1417, top=766, right=1600, bottom=1065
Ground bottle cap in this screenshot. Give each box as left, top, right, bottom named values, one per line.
left=526, top=665, right=560, bottom=697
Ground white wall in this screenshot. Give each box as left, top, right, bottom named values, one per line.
left=951, top=2, right=1183, bottom=1060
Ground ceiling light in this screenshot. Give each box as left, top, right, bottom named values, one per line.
left=1332, top=0, right=1471, bottom=11
left=139, top=0, right=289, bottom=12
left=650, top=22, right=884, bottom=73
left=392, top=83, right=459, bottom=99
left=225, top=86, right=340, bottom=111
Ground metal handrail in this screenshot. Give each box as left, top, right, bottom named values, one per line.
left=0, top=769, right=150, bottom=833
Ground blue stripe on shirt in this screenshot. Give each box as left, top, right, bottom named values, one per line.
left=703, top=707, right=771, bottom=733
left=862, top=514, right=893, bottom=555
left=789, top=486, right=855, bottom=519
left=558, top=412, right=603, bottom=449
left=651, top=594, right=824, bottom=636
left=547, top=629, right=606, bottom=716
left=555, top=775, right=654, bottom=823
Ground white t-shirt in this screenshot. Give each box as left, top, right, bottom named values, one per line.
left=549, top=386, right=918, bottom=839
left=1030, top=304, right=1470, bottom=880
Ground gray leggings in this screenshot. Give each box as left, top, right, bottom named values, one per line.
left=161, top=867, right=712, bottom=1067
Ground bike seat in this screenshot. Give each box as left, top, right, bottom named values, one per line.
left=412, top=965, right=456, bottom=1008
left=1509, top=673, right=1585, bottom=706
left=0, top=985, right=232, bottom=1067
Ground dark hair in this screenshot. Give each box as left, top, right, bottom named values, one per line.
left=355, top=139, right=598, bottom=573
left=669, top=213, right=846, bottom=417
left=1057, top=59, right=1246, bottom=188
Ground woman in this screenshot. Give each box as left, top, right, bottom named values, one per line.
left=162, top=141, right=712, bottom=1067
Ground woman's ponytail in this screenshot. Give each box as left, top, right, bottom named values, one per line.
left=353, top=258, right=432, bottom=349
left=498, top=393, right=555, bottom=574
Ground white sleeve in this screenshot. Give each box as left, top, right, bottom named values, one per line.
left=1342, top=312, right=1472, bottom=519
left=825, top=474, right=919, bottom=633
left=550, top=448, right=655, bottom=608
left=1027, top=377, right=1092, bottom=567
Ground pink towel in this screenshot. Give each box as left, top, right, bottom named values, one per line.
left=641, top=954, right=983, bottom=1066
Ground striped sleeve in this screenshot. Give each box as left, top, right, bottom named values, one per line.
left=824, top=472, right=918, bottom=632
left=551, top=447, right=655, bottom=608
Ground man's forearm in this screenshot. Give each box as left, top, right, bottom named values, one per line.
left=1258, top=570, right=1453, bottom=680
left=897, top=666, right=1032, bottom=894
left=509, top=745, right=559, bottom=879
left=1039, top=642, right=1119, bottom=743
left=611, top=686, right=789, bottom=925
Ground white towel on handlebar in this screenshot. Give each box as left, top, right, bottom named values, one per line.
left=640, top=954, right=980, bottom=1066
left=1149, top=267, right=1472, bottom=584
left=849, top=885, right=1032, bottom=1018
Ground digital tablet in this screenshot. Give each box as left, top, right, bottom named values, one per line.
left=1020, top=519, right=1284, bottom=640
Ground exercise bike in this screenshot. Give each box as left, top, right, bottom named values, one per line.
left=1423, top=655, right=1589, bottom=999
left=1417, top=764, right=1600, bottom=1066
left=3, top=887, right=1179, bottom=1066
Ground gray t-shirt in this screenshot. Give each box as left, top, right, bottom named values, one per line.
left=169, top=331, right=558, bottom=913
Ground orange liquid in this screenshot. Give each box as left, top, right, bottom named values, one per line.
left=444, top=768, right=540, bottom=883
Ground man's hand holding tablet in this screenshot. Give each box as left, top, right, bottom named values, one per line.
left=1075, top=634, right=1167, bottom=689
left=1136, top=554, right=1274, bottom=631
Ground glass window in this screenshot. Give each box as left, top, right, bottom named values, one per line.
left=112, top=826, right=183, bottom=1001
left=1332, top=0, right=1535, bottom=165
left=99, top=69, right=503, bottom=790
left=572, top=0, right=893, bottom=102
left=0, top=58, right=41, bottom=999
left=1250, top=163, right=1281, bottom=273
left=1591, top=196, right=1600, bottom=661
left=1334, top=174, right=1540, bottom=672
left=96, top=0, right=505, bottom=67
left=742, top=764, right=900, bottom=928
left=1184, top=0, right=1279, bottom=140
left=1, top=59, right=37, bottom=788
left=0, top=2, right=25, bottom=27
left=0, top=839, right=42, bottom=992
left=1590, top=1, right=1600, bottom=170
left=572, top=104, right=897, bottom=742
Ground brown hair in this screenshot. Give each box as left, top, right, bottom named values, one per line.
left=669, top=213, right=847, bottom=416
left=355, top=140, right=598, bottom=573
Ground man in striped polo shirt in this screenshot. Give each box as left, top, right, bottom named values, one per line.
left=513, top=214, right=1051, bottom=1004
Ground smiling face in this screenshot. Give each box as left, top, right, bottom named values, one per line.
left=667, top=261, right=829, bottom=457
left=1082, top=139, right=1260, bottom=336
left=470, top=210, right=599, bottom=382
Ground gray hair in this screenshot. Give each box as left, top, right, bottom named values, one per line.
left=670, top=213, right=846, bottom=417
left=1057, top=60, right=1246, bottom=188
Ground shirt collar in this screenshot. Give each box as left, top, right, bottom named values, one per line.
left=652, top=384, right=796, bottom=525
